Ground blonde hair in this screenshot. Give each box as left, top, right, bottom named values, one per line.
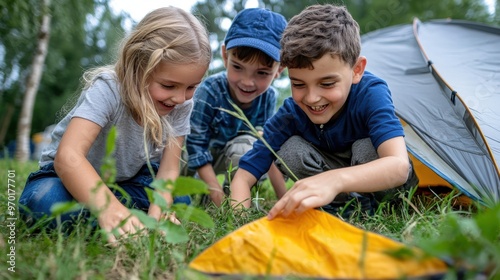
left=84, top=7, right=211, bottom=147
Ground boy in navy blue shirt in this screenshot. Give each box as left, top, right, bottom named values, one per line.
left=185, top=8, right=288, bottom=206
left=230, top=4, right=417, bottom=218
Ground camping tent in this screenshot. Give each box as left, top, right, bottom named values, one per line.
left=361, top=18, right=500, bottom=204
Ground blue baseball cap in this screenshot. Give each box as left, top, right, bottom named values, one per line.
left=224, top=8, right=287, bottom=62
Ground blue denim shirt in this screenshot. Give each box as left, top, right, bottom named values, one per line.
left=186, top=72, right=279, bottom=170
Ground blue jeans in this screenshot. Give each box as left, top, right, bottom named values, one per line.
left=18, top=162, right=191, bottom=229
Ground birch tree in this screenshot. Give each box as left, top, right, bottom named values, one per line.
left=6, top=0, right=124, bottom=161
left=14, top=0, right=51, bottom=162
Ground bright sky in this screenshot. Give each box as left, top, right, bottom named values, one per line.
left=486, top=0, right=496, bottom=13
left=109, top=0, right=200, bottom=21
left=109, top=0, right=264, bottom=23
left=111, top=0, right=496, bottom=23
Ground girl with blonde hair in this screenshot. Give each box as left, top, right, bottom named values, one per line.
left=19, top=6, right=212, bottom=243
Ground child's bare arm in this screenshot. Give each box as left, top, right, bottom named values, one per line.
left=148, top=136, right=186, bottom=223
left=268, top=136, right=409, bottom=219
left=197, top=163, right=225, bottom=206
left=230, top=168, right=258, bottom=208
left=54, top=117, right=143, bottom=243
left=268, top=163, right=287, bottom=199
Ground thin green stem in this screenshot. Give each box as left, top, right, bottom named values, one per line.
left=218, top=100, right=299, bottom=182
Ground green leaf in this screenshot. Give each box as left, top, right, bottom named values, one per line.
left=128, top=209, right=157, bottom=229
left=108, top=184, right=130, bottom=202
left=457, top=218, right=481, bottom=239
left=474, top=204, right=500, bottom=241
left=50, top=202, right=83, bottom=216
left=151, top=191, right=168, bottom=210
left=105, top=126, right=117, bottom=156
left=384, top=246, right=418, bottom=260
left=150, top=179, right=170, bottom=192
left=145, top=187, right=155, bottom=203
left=100, top=157, right=116, bottom=184
left=172, top=204, right=214, bottom=229
left=158, top=221, right=189, bottom=244
left=172, top=176, right=209, bottom=196
left=101, top=126, right=118, bottom=183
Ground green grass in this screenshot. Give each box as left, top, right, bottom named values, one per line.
left=0, top=159, right=499, bottom=279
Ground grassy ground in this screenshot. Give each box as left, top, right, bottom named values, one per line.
left=0, top=159, right=498, bottom=279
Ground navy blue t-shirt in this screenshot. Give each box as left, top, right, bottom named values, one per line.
left=239, top=71, right=404, bottom=179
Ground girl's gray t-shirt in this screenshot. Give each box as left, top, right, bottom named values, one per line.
left=40, top=73, right=193, bottom=182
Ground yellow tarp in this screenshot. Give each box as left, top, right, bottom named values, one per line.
left=189, top=209, right=448, bottom=279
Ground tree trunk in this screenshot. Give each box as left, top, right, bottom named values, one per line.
left=15, top=0, right=52, bottom=162
left=0, top=104, right=15, bottom=147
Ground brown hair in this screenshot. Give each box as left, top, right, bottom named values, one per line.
left=280, top=4, right=361, bottom=69
left=228, top=46, right=276, bottom=68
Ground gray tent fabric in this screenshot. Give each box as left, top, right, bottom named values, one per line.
left=361, top=18, right=500, bottom=204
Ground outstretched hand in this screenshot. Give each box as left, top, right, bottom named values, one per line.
left=98, top=203, right=145, bottom=244
left=267, top=171, right=341, bottom=220
left=148, top=204, right=181, bottom=225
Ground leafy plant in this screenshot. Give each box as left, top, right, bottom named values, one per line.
left=48, top=125, right=214, bottom=245
left=415, top=203, right=500, bottom=278
left=131, top=177, right=214, bottom=244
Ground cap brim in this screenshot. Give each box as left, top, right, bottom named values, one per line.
left=226, top=38, right=280, bottom=62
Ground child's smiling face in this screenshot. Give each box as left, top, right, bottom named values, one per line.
left=148, top=61, right=207, bottom=116
left=223, top=48, right=282, bottom=109
left=289, top=54, right=365, bottom=124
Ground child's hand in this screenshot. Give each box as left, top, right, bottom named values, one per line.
left=267, top=172, right=340, bottom=220
left=161, top=212, right=181, bottom=225
left=148, top=204, right=181, bottom=225
left=210, top=189, right=225, bottom=207
left=98, top=202, right=144, bottom=244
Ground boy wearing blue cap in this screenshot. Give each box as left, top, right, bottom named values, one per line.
left=185, top=8, right=288, bottom=206
left=230, top=4, right=418, bottom=217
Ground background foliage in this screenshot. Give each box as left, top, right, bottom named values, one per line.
left=0, top=0, right=126, bottom=154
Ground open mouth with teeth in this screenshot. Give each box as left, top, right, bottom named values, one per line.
left=239, top=87, right=256, bottom=95
left=158, top=101, right=176, bottom=113
left=161, top=101, right=175, bottom=108
left=308, top=104, right=328, bottom=112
